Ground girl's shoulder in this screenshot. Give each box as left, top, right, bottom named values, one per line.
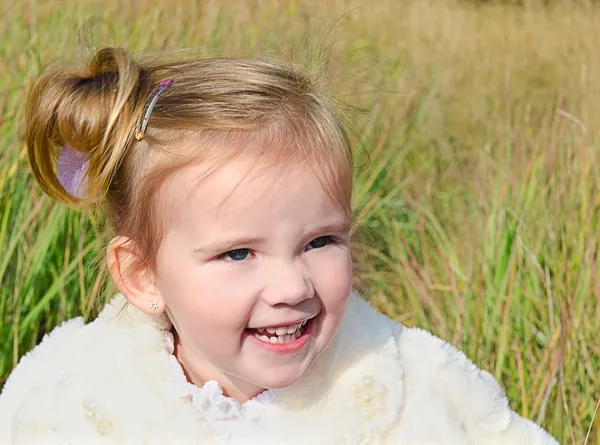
left=392, top=324, right=513, bottom=439
left=371, top=306, right=558, bottom=444
left=396, top=324, right=513, bottom=431
left=0, top=316, right=86, bottom=426
left=1, top=297, right=132, bottom=406
left=0, top=296, right=200, bottom=444
left=0, top=298, right=129, bottom=440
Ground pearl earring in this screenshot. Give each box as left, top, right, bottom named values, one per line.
left=150, top=301, right=159, bottom=311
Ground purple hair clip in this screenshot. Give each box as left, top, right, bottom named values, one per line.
left=135, top=79, right=173, bottom=141
left=58, top=145, right=89, bottom=199
left=57, top=79, right=174, bottom=199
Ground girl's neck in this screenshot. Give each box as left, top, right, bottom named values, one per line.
left=172, top=328, right=265, bottom=403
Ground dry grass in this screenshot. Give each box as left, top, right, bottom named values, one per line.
left=1, top=0, right=599, bottom=442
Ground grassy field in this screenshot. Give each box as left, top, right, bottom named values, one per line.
left=1, top=0, right=599, bottom=442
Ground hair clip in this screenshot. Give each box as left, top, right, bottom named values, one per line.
left=134, top=79, right=174, bottom=141
left=57, top=145, right=90, bottom=199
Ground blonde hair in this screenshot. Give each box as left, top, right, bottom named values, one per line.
left=26, top=47, right=353, bottom=273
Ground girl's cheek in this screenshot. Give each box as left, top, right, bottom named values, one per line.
left=312, top=249, right=352, bottom=273
left=309, top=252, right=353, bottom=297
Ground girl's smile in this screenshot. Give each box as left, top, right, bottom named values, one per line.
left=246, top=314, right=317, bottom=354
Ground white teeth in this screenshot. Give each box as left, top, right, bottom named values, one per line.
left=275, top=326, right=288, bottom=336
left=252, top=324, right=305, bottom=344
left=264, top=322, right=303, bottom=336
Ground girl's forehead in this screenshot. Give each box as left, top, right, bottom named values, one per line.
left=163, top=157, right=333, bottom=222
left=171, top=157, right=304, bottom=196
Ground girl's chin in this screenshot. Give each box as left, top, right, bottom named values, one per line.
left=242, top=352, right=318, bottom=391
left=254, top=369, right=309, bottom=391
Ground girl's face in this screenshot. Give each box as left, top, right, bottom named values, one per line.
left=153, top=156, right=353, bottom=402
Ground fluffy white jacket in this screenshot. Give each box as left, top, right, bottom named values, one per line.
left=0, top=292, right=559, bottom=444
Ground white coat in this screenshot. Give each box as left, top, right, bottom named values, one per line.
left=0, top=292, right=559, bottom=444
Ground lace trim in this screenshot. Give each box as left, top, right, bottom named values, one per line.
left=164, top=330, right=276, bottom=421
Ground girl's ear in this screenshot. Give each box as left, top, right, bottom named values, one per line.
left=106, top=236, right=166, bottom=315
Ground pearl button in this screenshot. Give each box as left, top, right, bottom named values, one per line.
left=376, top=384, right=387, bottom=395
left=84, top=399, right=96, bottom=410
left=347, top=375, right=390, bottom=420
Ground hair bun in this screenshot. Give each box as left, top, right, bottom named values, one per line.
left=26, top=47, right=150, bottom=205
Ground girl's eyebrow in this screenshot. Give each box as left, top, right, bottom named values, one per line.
left=192, top=220, right=351, bottom=254
left=192, top=237, right=264, bottom=254
left=303, top=220, right=351, bottom=240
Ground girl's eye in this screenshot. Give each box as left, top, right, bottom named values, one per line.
left=307, top=236, right=335, bottom=251
left=218, top=248, right=251, bottom=262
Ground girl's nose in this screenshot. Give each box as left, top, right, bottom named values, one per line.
left=260, top=259, right=314, bottom=307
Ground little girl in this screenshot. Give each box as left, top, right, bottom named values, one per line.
left=0, top=47, right=558, bottom=444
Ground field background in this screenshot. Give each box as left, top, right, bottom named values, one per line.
left=1, top=0, right=599, bottom=442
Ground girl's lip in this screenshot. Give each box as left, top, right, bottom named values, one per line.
left=246, top=317, right=315, bottom=354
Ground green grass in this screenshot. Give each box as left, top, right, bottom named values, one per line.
left=1, top=0, right=599, bottom=442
